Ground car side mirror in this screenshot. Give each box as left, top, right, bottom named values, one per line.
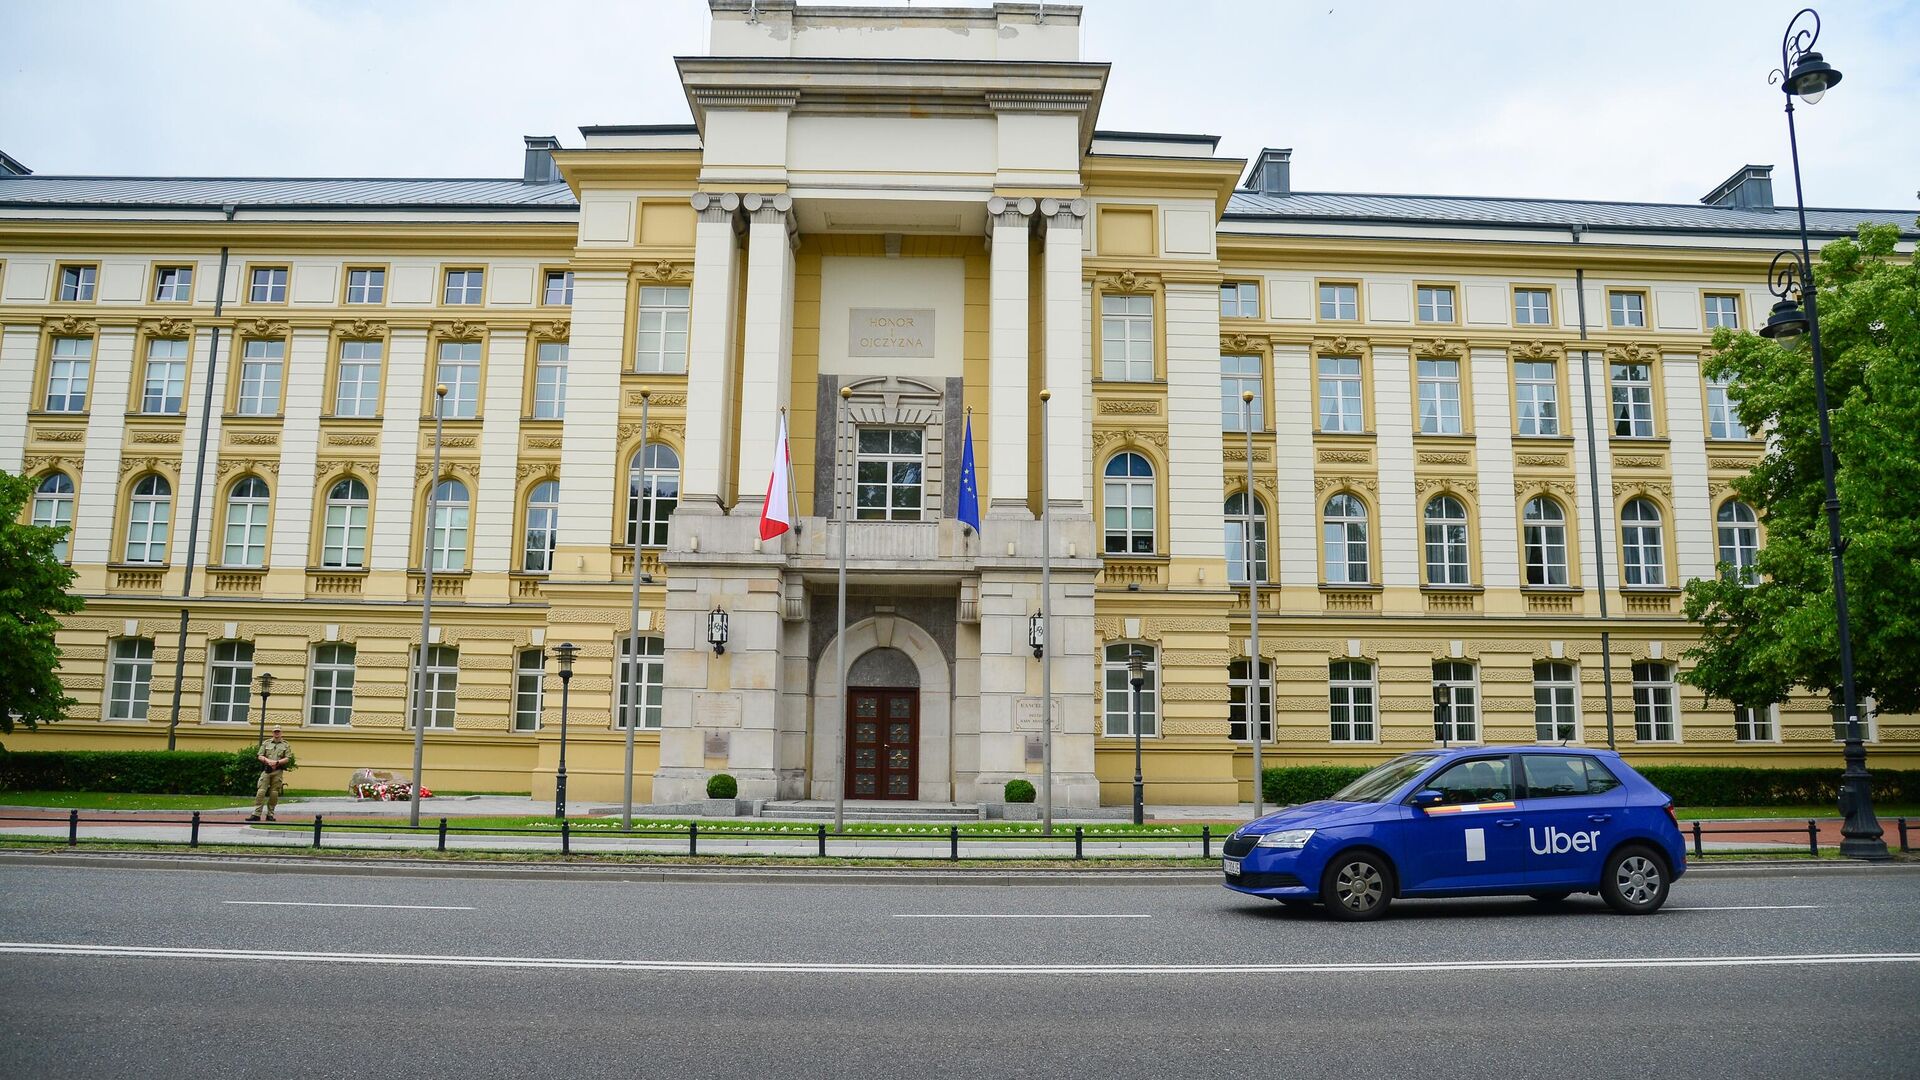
left=1409, top=790, right=1444, bottom=810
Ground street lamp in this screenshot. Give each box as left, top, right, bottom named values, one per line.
left=553, top=641, right=577, bottom=820
left=408, top=382, right=448, bottom=828
left=1765, top=8, right=1887, bottom=860
left=706, top=608, right=729, bottom=655
left=1432, top=682, right=1450, bottom=749
left=1028, top=611, right=1046, bottom=660
left=1241, top=388, right=1264, bottom=819
left=1128, top=647, right=1146, bottom=826
left=253, top=671, right=275, bottom=746
left=622, top=388, right=652, bottom=831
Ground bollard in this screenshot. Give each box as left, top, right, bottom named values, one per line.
left=1202, top=825, right=1211, bottom=860
left=68, top=809, right=78, bottom=847
left=949, top=824, right=959, bottom=862
left=438, top=817, right=449, bottom=852
left=818, top=822, right=827, bottom=858
left=1075, top=825, right=1084, bottom=860
left=1692, top=821, right=1704, bottom=858
left=689, top=820, right=698, bottom=857
left=190, top=811, right=201, bottom=849
left=562, top=819, right=571, bottom=856
left=312, top=815, right=323, bottom=849
left=1900, top=818, right=1910, bottom=854
left=1808, top=819, right=1819, bottom=858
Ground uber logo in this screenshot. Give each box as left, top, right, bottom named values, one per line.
left=1529, top=826, right=1600, bottom=855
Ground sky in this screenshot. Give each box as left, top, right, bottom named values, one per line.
left=4, top=0, right=1917, bottom=209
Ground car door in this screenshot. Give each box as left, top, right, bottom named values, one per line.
left=1517, top=753, right=1629, bottom=888
left=1399, top=754, right=1527, bottom=894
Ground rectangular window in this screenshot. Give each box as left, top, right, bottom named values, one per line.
left=1610, top=362, right=1655, bottom=437
left=1103, top=643, right=1157, bottom=737
left=1228, top=659, right=1272, bottom=743
left=1100, top=294, right=1155, bottom=381
left=1514, top=360, right=1560, bottom=436
left=1220, top=354, right=1263, bottom=431
left=1433, top=661, right=1478, bottom=744
left=414, top=645, right=459, bottom=729
left=1219, top=281, right=1259, bottom=319
left=237, top=339, right=284, bottom=416
left=1328, top=660, right=1376, bottom=743
left=59, top=265, right=97, bottom=302
left=153, top=266, right=194, bottom=303
left=443, top=268, right=484, bottom=305
left=1632, top=661, right=1677, bottom=742
left=1514, top=287, right=1553, bottom=326
left=543, top=270, right=574, bottom=306
left=513, top=648, right=546, bottom=732
left=322, top=481, right=368, bottom=569
left=1317, top=356, right=1364, bottom=432
left=436, top=341, right=481, bottom=419
left=206, top=641, right=255, bottom=725
left=1608, top=290, right=1647, bottom=329
left=334, top=340, right=383, bottom=418
left=1416, top=285, right=1456, bottom=324
left=532, top=342, right=568, bottom=420
left=309, top=643, right=356, bottom=726
left=1416, top=358, right=1463, bottom=435
left=1734, top=705, right=1774, bottom=743
left=616, top=636, right=666, bottom=730
left=142, top=338, right=188, bottom=414
left=1318, top=283, right=1358, bottom=321
left=1704, top=294, right=1741, bottom=330
left=44, top=336, right=94, bottom=412
left=1706, top=375, right=1749, bottom=440
left=107, top=638, right=155, bottom=721
left=345, top=268, right=386, bottom=305
left=249, top=267, right=288, bottom=304
left=1534, top=661, right=1579, bottom=742
left=635, top=286, right=691, bottom=373
left=855, top=427, right=924, bottom=522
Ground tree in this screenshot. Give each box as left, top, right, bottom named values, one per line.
left=0, top=470, right=85, bottom=733
left=1683, top=221, right=1920, bottom=717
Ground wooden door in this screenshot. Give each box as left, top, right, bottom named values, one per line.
left=847, top=688, right=918, bottom=800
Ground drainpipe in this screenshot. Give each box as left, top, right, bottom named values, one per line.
left=1574, top=266, right=1618, bottom=749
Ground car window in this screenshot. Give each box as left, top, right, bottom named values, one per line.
left=1419, top=757, right=1512, bottom=805
left=1521, top=754, right=1620, bottom=799
left=1331, top=753, right=1443, bottom=803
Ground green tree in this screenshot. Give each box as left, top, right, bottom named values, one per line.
left=0, top=470, right=85, bottom=733
left=1683, top=221, right=1920, bottom=717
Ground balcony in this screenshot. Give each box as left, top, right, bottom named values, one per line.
left=1523, top=590, right=1579, bottom=615
left=309, top=571, right=366, bottom=597
left=410, top=572, right=466, bottom=599
left=112, top=566, right=165, bottom=591
left=1623, top=590, right=1679, bottom=616
left=617, top=548, right=666, bottom=580
left=1099, top=558, right=1165, bottom=589
left=1320, top=585, right=1380, bottom=613
left=208, top=568, right=265, bottom=595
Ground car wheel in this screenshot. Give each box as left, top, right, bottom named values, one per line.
left=1528, top=891, right=1573, bottom=903
left=1320, top=852, right=1393, bottom=922
left=1600, top=845, right=1670, bottom=915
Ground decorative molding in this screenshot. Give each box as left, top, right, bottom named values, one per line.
left=1415, top=477, right=1476, bottom=499
left=21, top=454, right=84, bottom=475
left=1612, top=480, right=1674, bottom=500
left=1098, top=399, right=1161, bottom=416
left=1311, top=335, right=1370, bottom=356
left=1220, top=332, right=1267, bottom=354
left=1222, top=447, right=1271, bottom=463
left=1515, top=453, right=1568, bottom=467
left=46, top=316, right=98, bottom=336
left=1316, top=449, right=1372, bottom=464
left=526, top=436, right=565, bottom=449
left=229, top=433, right=279, bottom=446
left=630, top=390, right=686, bottom=408
left=216, top=457, right=280, bottom=478
left=516, top=461, right=560, bottom=481
left=334, top=318, right=387, bottom=339
left=119, top=455, right=179, bottom=476
left=1614, top=455, right=1665, bottom=469
left=1314, top=474, right=1378, bottom=496
left=1509, top=340, right=1565, bottom=361
left=1515, top=478, right=1579, bottom=500
left=1412, top=338, right=1464, bottom=359
left=141, top=317, right=194, bottom=339
left=326, top=433, right=377, bottom=446
left=241, top=317, right=290, bottom=338
left=1091, top=427, right=1168, bottom=453
left=1708, top=456, right=1757, bottom=471
left=129, top=431, right=182, bottom=445
left=1095, top=269, right=1157, bottom=294
left=1603, top=342, right=1661, bottom=364
left=416, top=460, right=480, bottom=482
left=32, top=429, right=86, bottom=443
left=641, top=260, right=693, bottom=283
left=1416, top=452, right=1471, bottom=465
left=434, top=319, right=487, bottom=341
left=532, top=320, right=570, bottom=341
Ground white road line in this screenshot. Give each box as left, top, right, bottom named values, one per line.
left=3, top=942, right=1916, bottom=977
left=892, top=914, right=1151, bottom=919
left=1667, top=905, right=1826, bottom=912
left=222, top=901, right=475, bottom=911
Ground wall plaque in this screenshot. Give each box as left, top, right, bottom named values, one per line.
left=693, top=691, right=742, bottom=728
left=1015, top=697, right=1065, bottom=732
left=703, top=731, right=731, bottom=758
left=848, top=308, right=935, bottom=358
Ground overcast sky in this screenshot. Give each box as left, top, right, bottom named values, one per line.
left=5, top=0, right=1916, bottom=209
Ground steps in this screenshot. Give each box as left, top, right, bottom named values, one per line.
left=758, top=801, right=984, bottom=823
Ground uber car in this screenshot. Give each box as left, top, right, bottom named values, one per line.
left=1222, top=746, right=1685, bottom=920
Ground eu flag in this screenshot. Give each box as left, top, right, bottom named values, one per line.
left=957, top=414, right=981, bottom=532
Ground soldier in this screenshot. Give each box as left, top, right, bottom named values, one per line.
left=247, top=726, right=292, bottom=822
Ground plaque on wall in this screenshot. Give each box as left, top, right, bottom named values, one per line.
left=848, top=308, right=935, bottom=358
left=703, top=732, right=731, bottom=758
left=1024, top=736, right=1044, bottom=763
left=1015, top=697, right=1066, bottom=732
left=693, top=692, right=743, bottom=728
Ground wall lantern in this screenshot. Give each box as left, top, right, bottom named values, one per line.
left=707, top=608, right=730, bottom=655
left=1028, top=611, right=1046, bottom=660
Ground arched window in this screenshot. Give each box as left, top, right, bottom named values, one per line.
left=627, top=444, right=679, bottom=548
left=322, top=478, right=369, bottom=569
left=1223, top=492, right=1267, bottom=585
left=1322, top=493, right=1369, bottom=584
left=1423, top=494, right=1470, bottom=585
left=1522, top=496, right=1568, bottom=587
left=32, top=472, right=75, bottom=562
left=124, top=475, right=172, bottom=564
left=1621, top=497, right=1665, bottom=586
left=222, top=476, right=270, bottom=568
left=1102, top=642, right=1157, bottom=737
left=523, top=480, right=559, bottom=572
left=1102, top=453, right=1155, bottom=554
left=426, top=479, right=469, bottom=572
left=1717, top=500, right=1759, bottom=583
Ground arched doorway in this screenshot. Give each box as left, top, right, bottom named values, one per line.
left=811, top=617, right=951, bottom=802
left=846, top=647, right=919, bottom=799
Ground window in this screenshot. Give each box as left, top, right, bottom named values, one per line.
left=1608, top=290, right=1647, bottom=329
left=413, top=645, right=459, bottom=729
left=346, top=268, right=386, bottom=304
left=1717, top=500, right=1759, bottom=583
left=334, top=340, right=383, bottom=417
left=1102, top=643, right=1156, bottom=737
left=1224, top=492, right=1267, bottom=585
left=222, top=476, right=270, bottom=567
left=1317, top=356, right=1364, bottom=432
left=856, top=428, right=925, bottom=521
left=248, top=267, right=287, bottom=304
left=1521, top=754, right=1620, bottom=798
left=1514, top=360, right=1560, bottom=436
left=1833, top=703, right=1879, bottom=744
left=141, top=338, right=187, bottom=414
left=1416, top=358, right=1463, bottom=435
left=153, top=266, right=193, bottom=302
left=1632, top=661, right=1677, bottom=742
left=1734, top=704, right=1774, bottom=743
left=1322, top=493, right=1369, bottom=584
left=523, top=480, right=559, bottom=572
left=435, top=341, right=481, bottom=419
left=1228, top=658, right=1272, bottom=742
left=44, top=337, right=92, bottom=412
left=443, top=268, right=484, bottom=305
left=426, top=479, right=469, bottom=571
left=310, top=643, right=356, bottom=727
left=1220, top=354, right=1263, bottom=431
left=627, top=444, right=680, bottom=547
left=1706, top=375, right=1749, bottom=439
left=321, top=478, right=369, bottom=569
left=1220, top=281, right=1259, bottom=319
left=1318, top=283, right=1358, bottom=321
left=543, top=270, right=574, bottom=306
left=58, top=265, right=97, bottom=301
left=1417, top=285, right=1455, bottom=324
left=207, top=641, right=255, bottom=725
left=1522, top=496, right=1569, bottom=587
left=1610, top=361, right=1654, bottom=437
left=615, top=636, right=665, bottom=730
left=107, top=638, right=155, bottom=720
left=1514, top=288, right=1553, bottom=326
left=1621, top=498, right=1666, bottom=586
left=32, top=473, right=76, bottom=561
left=1433, top=662, right=1478, bottom=744
left=124, top=475, right=172, bottom=564
left=635, top=286, right=690, bottom=373
left=1423, top=495, right=1470, bottom=585
left=1101, top=453, right=1155, bottom=554
left=1421, top=755, right=1512, bottom=805
left=532, top=342, right=568, bottom=419
left=514, top=648, right=546, bottom=732
left=1100, top=294, right=1155, bottom=381
left=237, top=339, right=284, bottom=416
left=1534, top=662, right=1579, bottom=742
left=1704, top=294, right=1740, bottom=330
left=1328, top=660, right=1377, bottom=743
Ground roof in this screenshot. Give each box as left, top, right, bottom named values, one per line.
left=1224, top=190, right=1919, bottom=238
left=0, top=175, right=579, bottom=211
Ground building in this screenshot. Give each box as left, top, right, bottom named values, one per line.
left=3, top=1, right=1915, bottom=805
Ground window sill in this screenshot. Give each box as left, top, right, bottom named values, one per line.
left=1413, top=432, right=1475, bottom=443
left=623, top=370, right=689, bottom=379
left=1514, top=434, right=1576, bottom=443
left=1608, top=436, right=1670, bottom=446
left=521, top=415, right=564, bottom=424
left=1619, top=586, right=1681, bottom=595
left=1520, top=585, right=1584, bottom=595
left=1420, top=584, right=1484, bottom=594
left=1318, top=582, right=1381, bottom=592
left=126, top=411, right=186, bottom=420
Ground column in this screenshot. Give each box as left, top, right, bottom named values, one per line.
left=72, top=324, right=136, bottom=567
left=732, top=193, right=797, bottom=509
left=681, top=192, right=743, bottom=511
left=986, top=197, right=1032, bottom=514
left=1040, top=199, right=1088, bottom=509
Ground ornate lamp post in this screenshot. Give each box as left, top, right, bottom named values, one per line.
left=1128, top=647, right=1146, bottom=826
left=1761, top=8, right=1887, bottom=860
left=553, top=641, right=577, bottom=820
left=1242, top=388, right=1264, bottom=818
left=1433, top=682, right=1450, bottom=749
left=253, top=671, right=275, bottom=746
left=622, top=388, right=651, bottom=830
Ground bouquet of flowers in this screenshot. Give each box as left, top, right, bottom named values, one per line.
left=349, top=769, right=432, bottom=801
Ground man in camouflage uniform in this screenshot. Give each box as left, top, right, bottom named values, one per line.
left=247, top=726, right=292, bottom=821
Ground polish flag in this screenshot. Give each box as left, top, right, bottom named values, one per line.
left=759, top=412, right=793, bottom=541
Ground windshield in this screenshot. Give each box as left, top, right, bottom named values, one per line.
left=1330, top=754, right=1442, bottom=804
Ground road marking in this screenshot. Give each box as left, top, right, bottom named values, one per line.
left=3, top=942, right=1916, bottom=977
left=222, top=901, right=475, bottom=911
left=892, top=914, right=1151, bottom=919
left=1666, top=905, right=1825, bottom=912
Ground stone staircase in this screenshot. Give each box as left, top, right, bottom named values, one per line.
left=758, top=800, right=985, bottom=823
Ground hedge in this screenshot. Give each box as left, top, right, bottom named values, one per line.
left=0, top=748, right=291, bottom=796
left=1260, top=763, right=1919, bottom=808
left=1004, top=778, right=1037, bottom=803
left=706, top=773, right=738, bottom=799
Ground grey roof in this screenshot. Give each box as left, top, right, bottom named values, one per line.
left=1224, top=190, right=1918, bottom=238
left=0, top=175, right=578, bottom=211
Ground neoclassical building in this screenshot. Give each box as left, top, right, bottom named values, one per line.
left=3, top=1, right=1915, bottom=804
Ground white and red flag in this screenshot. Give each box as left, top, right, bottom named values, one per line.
left=758, top=411, right=794, bottom=541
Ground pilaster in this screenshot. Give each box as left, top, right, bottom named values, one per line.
left=1040, top=198, right=1088, bottom=510
left=682, top=192, right=744, bottom=513
left=72, top=323, right=136, bottom=567
left=986, top=197, right=1033, bottom=515
left=733, top=193, right=798, bottom=510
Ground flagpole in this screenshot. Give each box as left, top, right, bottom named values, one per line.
left=834, top=385, right=851, bottom=833
left=622, top=389, right=650, bottom=830
left=1039, top=390, right=1054, bottom=836
left=783, top=406, right=799, bottom=545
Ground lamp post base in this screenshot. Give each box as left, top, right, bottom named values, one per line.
left=1839, top=744, right=1890, bottom=861
left=555, top=770, right=568, bottom=821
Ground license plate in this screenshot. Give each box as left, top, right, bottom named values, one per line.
left=1223, top=857, right=1241, bottom=876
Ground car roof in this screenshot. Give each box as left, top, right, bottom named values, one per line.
left=1428, top=745, right=1622, bottom=761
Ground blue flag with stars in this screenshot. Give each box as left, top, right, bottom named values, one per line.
left=957, top=413, right=981, bottom=532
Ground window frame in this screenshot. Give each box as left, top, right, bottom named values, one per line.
left=1620, top=496, right=1667, bottom=587
left=205, top=640, right=256, bottom=726
left=332, top=338, right=385, bottom=419
left=43, top=335, right=94, bottom=414
left=412, top=645, right=459, bottom=730
left=1734, top=703, right=1777, bottom=744
left=1521, top=495, right=1571, bottom=588
left=1702, top=292, right=1742, bottom=331
left=531, top=341, right=568, bottom=420
left=106, top=638, right=156, bottom=721
left=234, top=337, right=286, bottom=417
left=150, top=264, right=195, bottom=304
left=1414, top=355, right=1466, bottom=436
left=1705, top=374, right=1750, bottom=441
left=309, top=643, right=356, bottom=727
left=615, top=635, right=667, bottom=730
left=1101, top=452, right=1157, bottom=555
left=1607, top=288, right=1649, bottom=330
left=1415, top=283, right=1458, bottom=326
left=441, top=267, right=486, bottom=307
left=1219, top=281, right=1260, bottom=320
left=320, top=477, right=371, bottom=569
left=432, top=339, right=484, bottom=420
left=1328, top=660, right=1378, bottom=744
left=1513, top=358, right=1561, bottom=437
left=245, top=265, right=289, bottom=305
left=1716, top=499, right=1760, bottom=583
left=854, top=426, right=927, bottom=522
left=344, top=266, right=388, bottom=306
left=514, top=647, right=547, bottom=732
left=1315, top=354, right=1366, bottom=434
left=1533, top=661, right=1581, bottom=743
left=1102, top=642, right=1158, bottom=738
left=1224, top=491, right=1268, bottom=586
left=1422, top=493, right=1472, bottom=586
left=220, top=475, right=271, bottom=569
left=1219, top=353, right=1264, bottom=432
left=1609, top=359, right=1657, bottom=438
left=123, top=473, right=173, bottom=565
left=32, top=472, right=76, bottom=563
left=541, top=268, right=575, bottom=308
left=634, top=284, right=691, bottom=374
left=1321, top=492, right=1371, bottom=585
left=1512, top=285, right=1556, bottom=328
left=522, top=479, right=560, bottom=573
left=1227, top=657, right=1273, bottom=743
left=1098, top=292, right=1157, bottom=382
left=1432, top=660, right=1480, bottom=745
left=424, top=478, right=471, bottom=572
left=57, top=263, right=99, bottom=303
left=626, top=443, right=681, bottom=548
left=1316, top=280, right=1360, bottom=322
left=1632, top=660, right=1680, bottom=743
left=139, top=336, right=190, bottom=415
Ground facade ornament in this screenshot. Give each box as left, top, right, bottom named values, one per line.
left=1514, top=453, right=1568, bottom=467
left=229, top=433, right=280, bottom=445
left=216, top=458, right=281, bottom=478
left=525, top=437, right=564, bottom=449
left=1097, top=399, right=1160, bottom=416
left=1091, top=427, right=1168, bottom=453
left=632, top=390, right=687, bottom=407
left=1313, top=474, right=1378, bottom=496
left=1222, top=447, right=1272, bottom=463
left=533, top=321, right=571, bottom=340
left=143, top=317, right=194, bottom=339
left=243, top=318, right=289, bottom=338
left=1413, top=338, right=1465, bottom=358
left=1416, top=452, right=1471, bottom=465
left=32, top=429, right=87, bottom=443
left=1612, top=480, right=1674, bottom=500
left=1220, top=332, right=1265, bottom=354
left=22, top=455, right=84, bottom=475
left=1415, top=476, right=1477, bottom=499
left=1515, top=478, right=1579, bottom=500
left=1708, top=456, right=1757, bottom=470
left=1313, top=335, right=1369, bottom=356
left=1096, top=269, right=1156, bottom=293
left=1509, top=340, right=1564, bottom=361
left=643, top=260, right=693, bottom=283
left=436, top=320, right=486, bottom=341
left=1316, top=449, right=1371, bottom=463
left=1614, top=455, right=1665, bottom=469
left=129, top=431, right=182, bottom=445
left=336, top=318, right=387, bottom=339
left=326, top=433, right=378, bottom=447
left=119, top=456, right=179, bottom=476
left=516, top=461, right=560, bottom=481
left=47, top=316, right=98, bottom=336
left=1603, top=342, right=1661, bottom=364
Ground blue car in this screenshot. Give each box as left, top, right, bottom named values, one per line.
left=1223, top=746, right=1686, bottom=920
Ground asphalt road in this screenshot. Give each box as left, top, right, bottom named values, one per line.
left=1, top=859, right=1914, bottom=1079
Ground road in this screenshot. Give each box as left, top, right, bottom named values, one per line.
left=1, top=858, right=1914, bottom=1079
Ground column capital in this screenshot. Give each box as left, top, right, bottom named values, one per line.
left=1037, top=198, right=1089, bottom=231
left=743, top=193, right=799, bottom=249
left=690, top=191, right=742, bottom=224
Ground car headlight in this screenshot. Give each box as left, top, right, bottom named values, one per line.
left=1254, top=828, right=1315, bottom=849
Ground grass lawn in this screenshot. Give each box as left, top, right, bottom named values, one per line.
left=1676, top=805, right=1919, bottom=820
left=254, top=815, right=1231, bottom=839
left=0, top=791, right=270, bottom=811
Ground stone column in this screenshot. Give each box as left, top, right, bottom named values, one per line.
left=1040, top=199, right=1089, bottom=511
left=732, top=193, right=797, bottom=512
left=986, top=197, right=1032, bottom=515
left=681, top=192, right=744, bottom=513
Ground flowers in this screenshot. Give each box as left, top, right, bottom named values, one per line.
left=349, top=769, right=431, bottom=801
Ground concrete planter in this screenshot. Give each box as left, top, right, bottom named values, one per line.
left=982, top=802, right=1041, bottom=820
left=699, top=799, right=757, bottom=817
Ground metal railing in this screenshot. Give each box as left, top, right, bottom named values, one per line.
left=1684, top=817, right=1915, bottom=858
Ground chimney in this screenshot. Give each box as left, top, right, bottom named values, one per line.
left=1702, top=164, right=1774, bottom=210
left=1246, top=148, right=1292, bottom=196
left=522, top=136, right=561, bottom=183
